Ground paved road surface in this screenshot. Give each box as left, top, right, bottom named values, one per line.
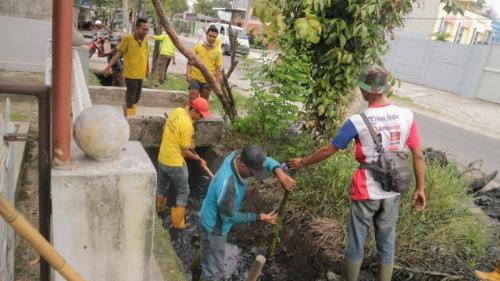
left=416, top=112, right=500, bottom=175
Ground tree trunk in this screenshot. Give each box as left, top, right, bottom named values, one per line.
left=151, top=0, right=237, bottom=121
left=151, top=24, right=162, bottom=75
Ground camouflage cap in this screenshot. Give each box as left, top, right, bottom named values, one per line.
left=356, top=66, right=389, bottom=94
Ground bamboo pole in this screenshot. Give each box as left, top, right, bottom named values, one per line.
left=0, top=194, right=85, bottom=281
left=246, top=255, right=266, bottom=281
left=267, top=171, right=296, bottom=258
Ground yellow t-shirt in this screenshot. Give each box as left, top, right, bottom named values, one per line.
left=158, top=108, right=194, bottom=167
left=216, top=34, right=222, bottom=50
left=153, top=33, right=176, bottom=57
left=117, top=34, right=149, bottom=79
left=190, top=43, right=223, bottom=83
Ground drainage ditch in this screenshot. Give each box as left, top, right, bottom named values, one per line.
left=145, top=146, right=499, bottom=281
left=145, top=146, right=346, bottom=281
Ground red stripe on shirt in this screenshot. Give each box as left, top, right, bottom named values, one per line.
left=406, top=117, right=421, bottom=149
left=354, top=137, right=366, bottom=163
left=351, top=137, right=369, bottom=200
left=351, top=169, right=369, bottom=201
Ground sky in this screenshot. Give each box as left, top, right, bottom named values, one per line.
left=485, top=0, right=500, bottom=16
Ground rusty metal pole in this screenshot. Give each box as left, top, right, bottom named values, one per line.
left=50, top=0, right=73, bottom=280
left=51, top=0, right=73, bottom=167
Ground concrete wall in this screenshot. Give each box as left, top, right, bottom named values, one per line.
left=403, top=0, right=441, bottom=39
left=128, top=116, right=223, bottom=148
left=475, top=45, right=500, bottom=103
left=51, top=142, right=156, bottom=281
left=88, top=86, right=188, bottom=108
left=385, top=34, right=490, bottom=98
left=0, top=0, right=52, bottom=21
left=0, top=15, right=51, bottom=72
left=88, top=86, right=224, bottom=148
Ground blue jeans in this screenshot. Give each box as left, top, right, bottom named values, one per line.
left=156, top=163, right=189, bottom=206
left=345, top=196, right=400, bottom=265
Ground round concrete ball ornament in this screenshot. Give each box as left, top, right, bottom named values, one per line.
left=73, top=105, right=130, bottom=161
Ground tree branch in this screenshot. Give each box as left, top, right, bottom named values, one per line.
left=151, top=0, right=223, bottom=97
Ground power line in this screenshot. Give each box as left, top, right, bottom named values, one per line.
left=403, top=17, right=500, bottom=20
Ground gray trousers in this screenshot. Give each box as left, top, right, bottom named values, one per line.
left=345, top=196, right=400, bottom=265
left=194, top=226, right=225, bottom=281
left=156, top=163, right=189, bottom=206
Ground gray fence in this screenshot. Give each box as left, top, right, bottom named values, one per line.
left=475, top=45, right=500, bottom=104
left=385, top=34, right=498, bottom=103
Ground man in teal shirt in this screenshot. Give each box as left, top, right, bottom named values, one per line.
left=194, top=146, right=296, bottom=280
left=150, top=32, right=176, bottom=84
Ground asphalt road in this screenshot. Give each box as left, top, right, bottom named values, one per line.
left=416, top=112, right=500, bottom=175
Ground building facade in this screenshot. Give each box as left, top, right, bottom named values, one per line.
left=403, top=0, right=493, bottom=44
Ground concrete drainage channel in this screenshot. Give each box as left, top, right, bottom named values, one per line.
left=145, top=146, right=329, bottom=281
left=88, top=86, right=352, bottom=280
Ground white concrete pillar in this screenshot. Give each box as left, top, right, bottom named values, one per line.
left=51, top=142, right=156, bottom=281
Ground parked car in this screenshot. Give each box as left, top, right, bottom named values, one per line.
left=197, top=23, right=250, bottom=56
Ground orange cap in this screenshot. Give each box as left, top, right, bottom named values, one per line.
left=191, top=97, right=211, bottom=118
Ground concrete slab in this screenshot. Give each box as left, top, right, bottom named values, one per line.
left=51, top=141, right=157, bottom=281
left=151, top=258, right=165, bottom=281
left=89, top=85, right=188, bottom=108
left=128, top=115, right=223, bottom=148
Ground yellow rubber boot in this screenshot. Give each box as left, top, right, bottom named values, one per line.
left=378, top=264, right=394, bottom=281
left=126, top=105, right=136, bottom=116
left=156, top=195, right=167, bottom=213
left=342, top=260, right=362, bottom=281
left=475, top=260, right=500, bottom=281
left=171, top=206, right=187, bottom=230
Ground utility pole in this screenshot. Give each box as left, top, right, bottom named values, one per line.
left=123, top=0, right=129, bottom=34
left=244, top=0, right=253, bottom=29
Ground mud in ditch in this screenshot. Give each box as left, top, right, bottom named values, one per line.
left=144, top=146, right=374, bottom=281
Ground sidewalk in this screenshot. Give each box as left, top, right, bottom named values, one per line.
left=392, top=81, right=500, bottom=141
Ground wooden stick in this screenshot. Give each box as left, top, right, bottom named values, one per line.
left=0, top=194, right=85, bottom=281
left=246, top=255, right=266, bottom=281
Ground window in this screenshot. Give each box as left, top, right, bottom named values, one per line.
left=455, top=26, right=465, bottom=43
left=470, top=28, right=477, bottom=44
left=439, top=20, right=449, bottom=33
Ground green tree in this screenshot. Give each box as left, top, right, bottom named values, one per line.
left=165, top=0, right=189, bottom=15
left=194, top=0, right=218, bottom=17
left=253, top=0, right=483, bottom=136
left=90, top=0, right=122, bottom=25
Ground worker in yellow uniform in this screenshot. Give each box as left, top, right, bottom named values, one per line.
left=186, top=25, right=223, bottom=103
left=104, top=18, right=149, bottom=116
left=150, top=31, right=177, bottom=85
left=156, top=97, right=211, bottom=230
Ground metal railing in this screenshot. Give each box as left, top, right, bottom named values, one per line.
left=0, top=83, right=51, bottom=281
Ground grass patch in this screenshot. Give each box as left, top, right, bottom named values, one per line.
left=143, top=73, right=189, bottom=91
left=153, top=217, right=187, bottom=281
left=226, top=119, right=491, bottom=278
left=291, top=149, right=488, bottom=277
left=89, top=71, right=102, bottom=86
left=209, top=90, right=250, bottom=114
left=10, top=112, right=28, bottom=122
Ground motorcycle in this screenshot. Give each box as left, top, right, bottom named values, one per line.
left=88, top=34, right=118, bottom=58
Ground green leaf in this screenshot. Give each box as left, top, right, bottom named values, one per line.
left=339, top=35, right=346, bottom=49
